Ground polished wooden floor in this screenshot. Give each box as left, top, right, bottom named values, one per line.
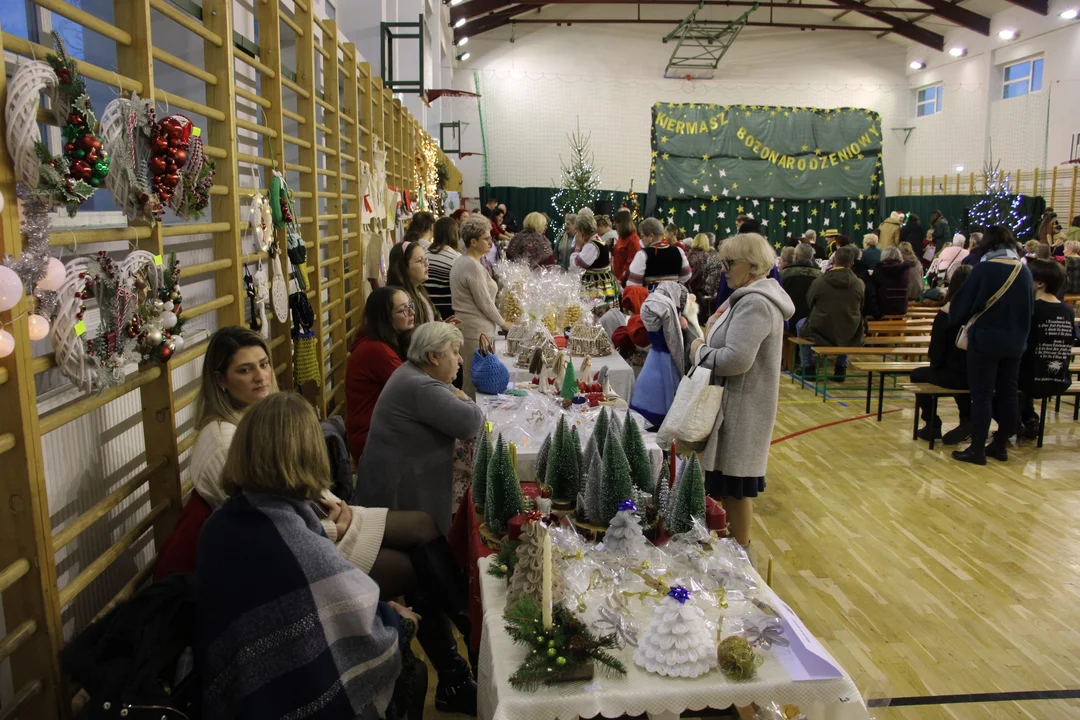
left=427, top=377, right=1080, bottom=719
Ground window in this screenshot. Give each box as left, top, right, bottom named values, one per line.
left=325, top=1, right=336, bottom=20
left=1002, top=58, right=1043, bottom=99
left=916, top=85, right=943, bottom=117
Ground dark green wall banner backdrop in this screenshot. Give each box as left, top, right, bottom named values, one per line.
left=650, top=103, right=884, bottom=201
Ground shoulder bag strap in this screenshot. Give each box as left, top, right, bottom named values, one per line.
left=967, top=261, right=1022, bottom=328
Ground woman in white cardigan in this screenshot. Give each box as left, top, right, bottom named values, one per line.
left=172, top=327, right=478, bottom=712
left=451, top=214, right=510, bottom=397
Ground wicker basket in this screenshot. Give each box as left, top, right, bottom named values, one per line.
left=5, top=60, right=57, bottom=189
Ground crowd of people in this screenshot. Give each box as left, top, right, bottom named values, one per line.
left=150, top=196, right=1077, bottom=719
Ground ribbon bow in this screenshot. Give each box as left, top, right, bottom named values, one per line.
left=523, top=509, right=544, bottom=523
left=743, top=619, right=788, bottom=649
left=618, top=498, right=637, bottom=512
left=594, top=605, right=639, bottom=647
left=667, top=585, right=691, bottom=604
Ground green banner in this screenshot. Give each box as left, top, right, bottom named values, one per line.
left=650, top=103, right=884, bottom=201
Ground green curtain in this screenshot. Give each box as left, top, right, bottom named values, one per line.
left=884, top=195, right=1044, bottom=241
left=479, top=186, right=646, bottom=242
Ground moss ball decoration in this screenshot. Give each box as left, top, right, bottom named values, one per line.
left=716, top=636, right=761, bottom=681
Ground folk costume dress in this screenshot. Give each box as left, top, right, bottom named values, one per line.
left=574, top=233, right=620, bottom=309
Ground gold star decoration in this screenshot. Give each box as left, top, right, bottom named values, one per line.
left=650, top=164, right=657, bottom=172
left=856, top=208, right=863, bottom=215
left=679, top=227, right=686, bottom=234
left=650, top=178, right=656, bottom=185
left=780, top=219, right=788, bottom=227
left=858, top=194, right=864, bottom=200
left=711, top=195, right=719, bottom=202
left=661, top=136, right=669, bottom=144
left=801, top=144, right=809, bottom=152
left=783, top=111, right=790, bottom=117
left=844, top=165, right=851, bottom=171
left=854, top=223, right=861, bottom=230
left=811, top=208, right=819, bottom=216
left=662, top=152, right=671, bottom=160
left=651, top=150, right=658, bottom=158
left=732, top=182, right=739, bottom=189
left=830, top=201, right=838, bottom=209
left=774, top=241, right=781, bottom=249
left=769, top=203, right=774, bottom=210
left=814, top=148, right=822, bottom=156
left=736, top=205, right=745, bottom=212
left=703, top=154, right=710, bottom=161
left=692, top=179, right=699, bottom=185
left=700, top=203, right=707, bottom=210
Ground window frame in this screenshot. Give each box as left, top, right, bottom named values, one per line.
left=915, top=84, right=943, bottom=117
left=1002, top=57, right=1044, bottom=99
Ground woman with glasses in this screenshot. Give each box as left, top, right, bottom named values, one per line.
left=451, top=214, right=511, bottom=397
left=346, top=287, right=416, bottom=460
left=387, top=241, right=440, bottom=325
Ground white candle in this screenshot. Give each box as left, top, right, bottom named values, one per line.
left=541, top=524, right=553, bottom=629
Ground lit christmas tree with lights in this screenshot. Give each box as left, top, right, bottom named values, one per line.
left=551, top=123, right=601, bottom=235
left=969, top=159, right=1033, bottom=239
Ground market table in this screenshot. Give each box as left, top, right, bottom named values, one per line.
left=492, top=338, right=637, bottom=405
left=475, top=555, right=871, bottom=720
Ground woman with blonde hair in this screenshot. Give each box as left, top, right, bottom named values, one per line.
left=451, top=215, right=510, bottom=397
left=506, top=211, right=556, bottom=268
left=691, top=233, right=794, bottom=548
left=861, top=233, right=881, bottom=269
left=198, top=392, right=413, bottom=720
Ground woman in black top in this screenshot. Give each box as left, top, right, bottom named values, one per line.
left=948, top=225, right=1034, bottom=465
left=1017, top=260, right=1077, bottom=438
left=900, top=213, right=924, bottom=247
left=910, top=265, right=972, bottom=444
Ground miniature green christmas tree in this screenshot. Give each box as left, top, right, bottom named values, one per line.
left=622, top=417, right=652, bottom=492
left=668, top=454, right=706, bottom=535
left=560, top=359, right=578, bottom=401
left=570, top=425, right=584, bottom=496
left=583, top=440, right=603, bottom=523
left=599, top=424, right=633, bottom=525
left=485, top=434, right=525, bottom=535
left=545, top=416, right=578, bottom=504
left=664, top=458, right=687, bottom=527
left=593, top=408, right=610, bottom=457
left=534, top=432, right=552, bottom=488
left=654, top=463, right=671, bottom=523
left=473, top=421, right=492, bottom=509
left=507, top=518, right=563, bottom=606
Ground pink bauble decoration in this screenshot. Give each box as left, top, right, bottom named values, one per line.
left=27, top=314, right=50, bottom=341
left=38, top=257, right=66, bottom=292
left=0, top=329, right=14, bottom=358
left=0, top=265, right=23, bottom=312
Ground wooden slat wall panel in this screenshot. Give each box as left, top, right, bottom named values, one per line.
left=0, top=6, right=454, bottom=716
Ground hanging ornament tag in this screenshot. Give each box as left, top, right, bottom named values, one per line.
left=192, top=126, right=202, bottom=138
left=154, top=254, right=164, bottom=266
left=74, top=320, right=87, bottom=336
left=485, top=421, right=493, bottom=434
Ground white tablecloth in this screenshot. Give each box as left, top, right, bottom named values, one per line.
left=474, top=393, right=663, bottom=484
left=477, top=556, right=870, bottom=720
left=493, top=338, right=637, bottom=405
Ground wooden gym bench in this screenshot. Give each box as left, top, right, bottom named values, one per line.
left=807, top=346, right=928, bottom=399
left=851, top=360, right=929, bottom=420
left=903, top=383, right=971, bottom=449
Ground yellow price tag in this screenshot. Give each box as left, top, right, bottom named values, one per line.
left=484, top=421, right=493, bottom=434
left=192, top=126, right=202, bottom=137
left=154, top=254, right=164, bottom=266
left=74, top=320, right=87, bottom=336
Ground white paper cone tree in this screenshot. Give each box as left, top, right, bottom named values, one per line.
left=603, top=499, right=647, bottom=554
left=634, top=586, right=717, bottom=678
left=507, top=518, right=563, bottom=606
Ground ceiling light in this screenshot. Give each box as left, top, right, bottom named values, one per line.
left=457, top=52, right=470, bottom=61
left=955, top=165, right=965, bottom=172
left=998, top=28, right=1018, bottom=39
left=450, top=0, right=464, bottom=5
left=1060, top=8, right=1078, bottom=18
left=457, top=36, right=469, bottom=46
left=948, top=46, right=966, bottom=57
left=454, top=18, right=466, bottom=28
left=909, top=60, right=925, bottom=69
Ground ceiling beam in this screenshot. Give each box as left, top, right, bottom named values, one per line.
left=854, top=7, right=945, bottom=49
left=450, top=0, right=517, bottom=25
left=493, top=17, right=893, bottom=29
left=911, top=0, right=990, bottom=34
left=455, top=7, right=534, bottom=41
left=1001, top=0, right=1048, bottom=14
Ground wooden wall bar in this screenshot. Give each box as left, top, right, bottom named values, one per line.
left=0, top=2, right=444, bottom=715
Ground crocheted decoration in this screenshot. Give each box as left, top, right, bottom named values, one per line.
left=293, top=330, right=320, bottom=386
left=4, top=33, right=109, bottom=215
left=99, top=94, right=161, bottom=222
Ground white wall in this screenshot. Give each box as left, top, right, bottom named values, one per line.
left=903, top=2, right=1080, bottom=181
left=448, top=3, right=1080, bottom=199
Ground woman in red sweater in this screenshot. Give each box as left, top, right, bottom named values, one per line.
left=346, top=286, right=415, bottom=459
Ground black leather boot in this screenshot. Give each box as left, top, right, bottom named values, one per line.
left=410, top=599, right=477, bottom=716
left=409, top=536, right=472, bottom=639
left=951, top=444, right=986, bottom=465
left=985, top=432, right=1009, bottom=462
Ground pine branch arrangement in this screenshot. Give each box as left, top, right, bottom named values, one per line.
left=504, top=596, right=626, bottom=691
left=487, top=540, right=522, bottom=581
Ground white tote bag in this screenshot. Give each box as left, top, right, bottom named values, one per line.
left=657, top=365, right=724, bottom=446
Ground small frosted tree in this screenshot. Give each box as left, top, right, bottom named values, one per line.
left=561, top=360, right=578, bottom=402
left=599, top=424, right=633, bottom=525
left=668, top=454, right=706, bottom=535
left=534, top=432, right=552, bottom=487
left=593, top=408, right=611, bottom=458
left=654, top=463, right=670, bottom=519
left=485, top=434, right=525, bottom=535
left=545, top=417, right=579, bottom=503
left=570, top=426, right=584, bottom=496
left=622, top=418, right=652, bottom=492
left=583, top=441, right=603, bottom=523
left=473, top=421, right=492, bottom=508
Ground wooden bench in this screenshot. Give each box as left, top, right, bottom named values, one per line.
left=806, top=346, right=929, bottom=399
left=851, top=360, right=929, bottom=419
left=1036, top=382, right=1080, bottom=447
left=787, top=336, right=813, bottom=382
left=902, top=383, right=971, bottom=449
left=863, top=335, right=932, bottom=345
left=867, top=321, right=934, bottom=335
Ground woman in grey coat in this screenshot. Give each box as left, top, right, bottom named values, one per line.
left=355, top=322, right=484, bottom=535
left=691, top=233, right=794, bottom=548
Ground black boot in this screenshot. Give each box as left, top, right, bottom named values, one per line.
left=410, top=600, right=477, bottom=716
left=408, top=536, right=472, bottom=639
left=918, top=416, right=943, bottom=441
left=952, top=444, right=986, bottom=465
left=985, top=432, right=1009, bottom=462
left=942, top=419, right=972, bottom=446
left=829, top=365, right=847, bottom=383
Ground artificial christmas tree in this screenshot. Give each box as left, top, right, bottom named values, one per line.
left=663, top=458, right=687, bottom=527
left=561, top=360, right=578, bottom=402
left=654, top=463, right=671, bottom=525
left=599, top=424, right=633, bottom=525
left=545, top=417, right=579, bottom=505
left=570, top=426, right=584, bottom=497
left=969, top=159, right=1033, bottom=238
left=593, top=407, right=610, bottom=458
left=622, top=417, right=652, bottom=491
left=603, top=498, right=647, bottom=554
left=583, top=440, right=603, bottom=523
left=473, top=421, right=492, bottom=511
left=550, top=125, right=602, bottom=238
left=634, top=586, right=717, bottom=678
left=668, top=454, right=706, bottom=535
left=507, top=515, right=564, bottom=606
left=485, top=434, right=526, bottom=536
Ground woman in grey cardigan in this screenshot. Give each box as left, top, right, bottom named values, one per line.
left=355, top=322, right=484, bottom=535
left=691, top=233, right=794, bottom=548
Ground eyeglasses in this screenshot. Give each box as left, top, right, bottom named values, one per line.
left=393, top=304, right=416, bottom=316
left=411, top=256, right=429, bottom=266
left=720, top=258, right=733, bottom=271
